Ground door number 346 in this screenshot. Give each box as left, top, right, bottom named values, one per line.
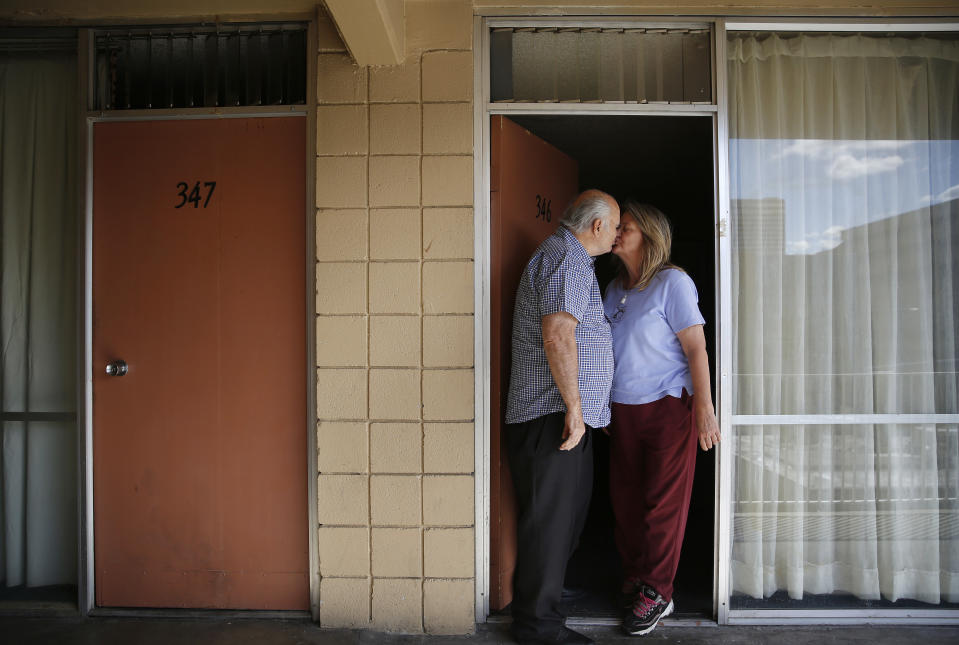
left=175, top=181, right=217, bottom=209
left=535, top=194, right=552, bottom=222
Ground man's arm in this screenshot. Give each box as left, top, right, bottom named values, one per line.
left=541, top=311, right=585, bottom=451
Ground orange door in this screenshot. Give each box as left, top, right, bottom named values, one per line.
left=490, top=116, right=579, bottom=610
left=92, top=117, right=308, bottom=610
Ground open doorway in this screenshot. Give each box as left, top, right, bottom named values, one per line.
left=490, top=114, right=716, bottom=621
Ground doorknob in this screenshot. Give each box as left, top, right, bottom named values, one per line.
left=105, top=359, right=129, bottom=376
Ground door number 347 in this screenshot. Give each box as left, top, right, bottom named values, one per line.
left=175, top=181, right=217, bottom=209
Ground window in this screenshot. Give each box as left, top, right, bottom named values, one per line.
left=727, top=30, right=959, bottom=609
left=1, top=34, right=79, bottom=603
left=93, top=24, right=307, bottom=109
left=490, top=25, right=711, bottom=103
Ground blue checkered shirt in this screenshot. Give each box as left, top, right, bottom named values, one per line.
left=505, top=226, right=613, bottom=427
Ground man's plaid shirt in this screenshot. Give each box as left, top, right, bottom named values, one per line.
left=505, top=226, right=613, bottom=428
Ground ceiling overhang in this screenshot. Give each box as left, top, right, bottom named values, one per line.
left=324, top=0, right=405, bottom=66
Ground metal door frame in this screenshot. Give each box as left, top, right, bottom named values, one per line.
left=472, top=14, right=726, bottom=627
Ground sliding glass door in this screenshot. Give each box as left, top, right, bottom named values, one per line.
left=726, top=29, right=959, bottom=612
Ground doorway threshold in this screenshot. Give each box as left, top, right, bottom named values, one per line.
left=567, top=615, right=718, bottom=628
left=89, top=608, right=312, bottom=620
left=488, top=614, right=718, bottom=628
left=0, top=601, right=78, bottom=617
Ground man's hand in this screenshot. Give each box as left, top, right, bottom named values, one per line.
left=559, top=406, right=586, bottom=450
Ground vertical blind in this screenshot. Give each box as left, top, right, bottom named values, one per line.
left=94, top=24, right=307, bottom=110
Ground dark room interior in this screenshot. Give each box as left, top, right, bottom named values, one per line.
left=508, top=114, right=717, bottom=620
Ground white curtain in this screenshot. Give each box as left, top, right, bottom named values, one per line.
left=728, top=33, right=959, bottom=603
left=1, top=51, right=78, bottom=589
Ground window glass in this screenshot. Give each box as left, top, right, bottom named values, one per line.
left=490, top=26, right=711, bottom=103
left=730, top=422, right=959, bottom=608
left=94, top=25, right=307, bottom=110
left=728, top=31, right=959, bottom=609
left=0, top=46, right=79, bottom=601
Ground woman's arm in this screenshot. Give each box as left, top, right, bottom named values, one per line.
left=677, top=324, right=721, bottom=451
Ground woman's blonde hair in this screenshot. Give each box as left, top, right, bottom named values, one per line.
left=618, top=200, right=681, bottom=290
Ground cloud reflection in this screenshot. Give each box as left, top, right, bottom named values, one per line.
left=732, top=138, right=959, bottom=255
left=828, top=153, right=904, bottom=179
left=923, top=183, right=959, bottom=205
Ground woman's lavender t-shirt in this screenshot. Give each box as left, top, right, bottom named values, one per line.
left=603, top=268, right=705, bottom=405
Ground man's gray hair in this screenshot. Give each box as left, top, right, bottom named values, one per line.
left=559, top=194, right=615, bottom=233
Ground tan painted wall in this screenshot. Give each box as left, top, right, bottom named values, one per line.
left=313, top=0, right=476, bottom=635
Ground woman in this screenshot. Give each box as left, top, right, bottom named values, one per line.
left=604, top=201, right=720, bottom=636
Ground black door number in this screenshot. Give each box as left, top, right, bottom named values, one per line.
left=535, top=194, right=551, bottom=222
left=175, top=181, right=217, bottom=209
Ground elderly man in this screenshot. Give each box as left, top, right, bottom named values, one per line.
left=505, top=189, right=620, bottom=645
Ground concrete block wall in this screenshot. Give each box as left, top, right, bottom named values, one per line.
left=314, top=1, right=476, bottom=635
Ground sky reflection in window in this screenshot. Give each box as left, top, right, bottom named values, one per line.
left=730, top=139, right=959, bottom=255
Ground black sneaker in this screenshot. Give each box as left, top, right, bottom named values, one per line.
left=623, top=584, right=673, bottom=636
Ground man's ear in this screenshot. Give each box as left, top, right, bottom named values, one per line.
left=592, top=218, right=603, bottom=234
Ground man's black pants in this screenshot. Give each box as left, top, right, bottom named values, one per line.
left=506, top=412, right=594, bottom=638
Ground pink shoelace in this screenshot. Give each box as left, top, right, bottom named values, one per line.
left=632, top=592, right=658, bottom=618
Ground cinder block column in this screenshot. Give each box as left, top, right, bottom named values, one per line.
left=415, top=8, right=475, bottom=633
left=316, top=9, right=373, bottom=628
left=315, top=0, right=475, bottom=635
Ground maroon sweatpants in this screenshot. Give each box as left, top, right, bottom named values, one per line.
left=609, top=390, right=697, bottom=603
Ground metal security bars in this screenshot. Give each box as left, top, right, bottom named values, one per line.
left=490, top=26, right=712, bottom=104
left=93, top=24, right=307, bottom=110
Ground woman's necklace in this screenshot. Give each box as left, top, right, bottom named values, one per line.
left=619, top=278, right=642, bottom=306
left=611, top=281, right=640, bottom=322
left=610, top=267, right=645, bottom=322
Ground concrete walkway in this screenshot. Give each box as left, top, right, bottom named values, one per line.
left=3, top=617, right=959, bottom=645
